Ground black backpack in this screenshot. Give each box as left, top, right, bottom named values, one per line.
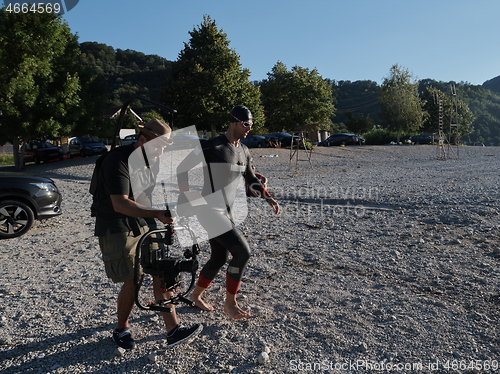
left=89, top=146, right=131, bottom=217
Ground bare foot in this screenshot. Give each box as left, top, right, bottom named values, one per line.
left=224, top=303, right=251, bottom=319
left=190, top=296, right=215, bottom=311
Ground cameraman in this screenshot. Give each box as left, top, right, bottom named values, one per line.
left=92, top=119, right=202, bottom=350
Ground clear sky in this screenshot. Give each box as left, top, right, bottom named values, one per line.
left=62, top=0, right=500, bottom=85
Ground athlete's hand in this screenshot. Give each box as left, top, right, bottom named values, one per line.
left=266, top=197, right=280, bottom=215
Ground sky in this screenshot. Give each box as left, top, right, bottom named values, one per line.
left=60, top=0, right=500, bottom=86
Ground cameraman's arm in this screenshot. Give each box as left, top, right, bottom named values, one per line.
left=110, top=195, right=174, bottom=224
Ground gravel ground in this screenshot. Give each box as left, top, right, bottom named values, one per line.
left=1, top=144, right=499, bottom=374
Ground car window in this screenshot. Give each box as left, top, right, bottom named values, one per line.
left=82, top=137, right=100, bottom=143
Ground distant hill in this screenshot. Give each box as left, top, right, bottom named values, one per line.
left=79, top=42, right=173, bottom=116
left=483, top=75, right=500, bottom=94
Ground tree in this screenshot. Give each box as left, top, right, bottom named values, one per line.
left=140, top=110, right=167, bottom=126
left=331, top=80, right=380, bottom=127
left=345, top=111, right=373, bottom=135
left=420, top=86, right=474, bottom=141
left=163, top=15, right=264, bottom=136
left=71, top=66, right=107, bottom=138
left=420, top=79, right=500, bottom=144
left=0, top=9, right=82, bottom=170
left=259, top=61, right=335, bottom=133
left=378, top=64, right=425, bottom=143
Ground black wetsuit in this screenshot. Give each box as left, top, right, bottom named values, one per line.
left=177, top=135, right=266, bottom=292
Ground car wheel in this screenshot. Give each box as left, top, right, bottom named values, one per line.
left=0, top=199, right=35, bottom=239
left=257, top=142, right=263, bottom=148
left=341, top=140, right=346, bottom=146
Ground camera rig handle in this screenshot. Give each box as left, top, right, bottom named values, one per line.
left=133, top=223, right=200, bottom=313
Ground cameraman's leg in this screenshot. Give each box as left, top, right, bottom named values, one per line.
left=152, top=276, right=179, bottom=332
left=117, top=278, right=139, bottom=329
left=99, top=228, right=147, bottom=328
left=99, top=226, right=148, bottom=349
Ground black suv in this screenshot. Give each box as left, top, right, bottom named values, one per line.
left=23, top=141, right=64, bottom=164
left=0, top=172, right=62, bottom=238
left=319, top=133, right=365, bottom=146
left=409, top=135, right=432, bottom=144
left=264, top=132, right=300, bottom=147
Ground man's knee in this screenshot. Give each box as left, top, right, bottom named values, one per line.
left=231, top=244, right=250, bottom=265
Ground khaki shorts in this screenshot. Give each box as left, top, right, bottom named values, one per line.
left=98, top=226, right=149, bottom=283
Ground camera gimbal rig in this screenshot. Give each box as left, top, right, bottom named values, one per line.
left=133, top=215, right=200, bottom=313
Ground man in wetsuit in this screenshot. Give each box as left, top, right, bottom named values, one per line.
left=177, top=105, right=280, bottom=319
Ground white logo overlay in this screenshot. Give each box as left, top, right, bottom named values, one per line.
left=129, top=126, right=248, bottom=247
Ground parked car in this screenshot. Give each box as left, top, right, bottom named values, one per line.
left=319, top=133, right=365, bottom=146
left=68, top=137, right=108, bottom=158
left=264, top=132, right=300, bottom=147
left=409, top=135, right=432, bottom=144
left=170, top=134, right=206, bottom=150
left=240, top=135, right=269, bottom=148
left=23, top=141, right=64, bottom=164
left=0, top=172, right=62, bottom=239
left=121, top=133, right=139, bottom=146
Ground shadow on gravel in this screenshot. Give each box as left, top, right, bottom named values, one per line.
left=1, top=323, right=131, bottom=374
left=0, top=157, right=99, bottom=182
left=0, top=317, right=188, bottom=373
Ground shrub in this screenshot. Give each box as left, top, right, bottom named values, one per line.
left=362, top=129, right=412, bottom=145
left=0, top=154, right=14, bottom=166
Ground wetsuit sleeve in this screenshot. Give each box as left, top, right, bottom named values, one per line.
left=243, top=149, right=271, bottom=199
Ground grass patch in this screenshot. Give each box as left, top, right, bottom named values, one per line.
left=0, top=154, right=14, bottom=166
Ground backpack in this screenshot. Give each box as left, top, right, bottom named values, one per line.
left=89, top=146, right=131, bottom=217
left=89, top=152, right=108, bottom=197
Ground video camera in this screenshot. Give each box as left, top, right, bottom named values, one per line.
left=133, top=218, right=200, bottom=313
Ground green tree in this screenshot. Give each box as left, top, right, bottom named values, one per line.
left=345, top=111, right=373, bottom=135
left=331, top=80, right=380, bottom=127
left=140, top=110, right=167, bottom=126
left=420, top=86, right=474, bottom=141
left=259, top=61, right=335, bottom=133
left=420, top=79, right=500, bottom=144
left=379, top=64, right=425, bottom=143
left=163, top=15, right=263, bottom=136
left=71, top=67, right=107, bottom=138
left=0, top=9, right=82, bottom=170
